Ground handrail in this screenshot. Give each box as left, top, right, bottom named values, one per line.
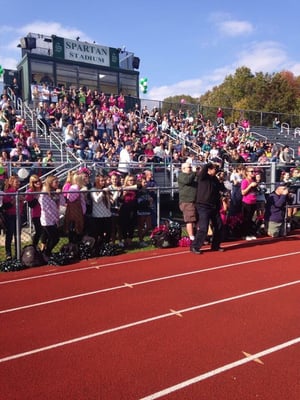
left=162, top=129, right=202, bottom=156
left=145, top=116, right=158, bottom=127
left=36, top=118, right=47, bottom=137
left=6, top=86, right=16, bottom=105
left=13, top=158, right=300, bottom=196
left=18, top=160, right=81, bottom=192
left=22, top=102, right=35, bottom=130
left=249, top=130, right=268, bottom=141
left=281, top=122, right=290, bottom=135
left=48, top=129, right=67, bottom=163
left=22, top=102, right=78, bottom=163
left=293, top=127, right=300, bottom=138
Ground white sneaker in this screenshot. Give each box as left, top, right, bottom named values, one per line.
left=245, top=236, right=253, bottom=241
left=250, top=235, right=257, bottom=240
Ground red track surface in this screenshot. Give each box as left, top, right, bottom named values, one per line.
left=1, top=234, right=300, bottom=399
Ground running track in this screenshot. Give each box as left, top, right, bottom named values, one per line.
left=0, top=234, right=300, bottom=399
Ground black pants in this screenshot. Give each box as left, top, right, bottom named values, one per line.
left=119, top=206, right=137, bottom=240
left=88, top=216, right=112, bottom=244
left=32, top=217, right=43, bottom=247
left=4, top=214, right=19, bottom=258
left=241, top=202, right=257, bottom=236
left=42, top=224, right=60, bottom=256
left=192, top=204, right=223, bottom=251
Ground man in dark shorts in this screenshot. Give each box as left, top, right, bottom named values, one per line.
left=177, top=162, right=198, bottom=243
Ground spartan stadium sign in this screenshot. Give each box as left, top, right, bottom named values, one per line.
left=52, top=36, right=119, bottom=68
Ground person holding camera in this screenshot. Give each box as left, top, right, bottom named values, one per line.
left=255, top=171, right=267, bottom=221
left=264, top=182, right=289, bottom=237
left=191, top=162, right=225, bottom=254
left=241, top=167, right=258, bottom=240
left=178, top=162, right=198, bottom=244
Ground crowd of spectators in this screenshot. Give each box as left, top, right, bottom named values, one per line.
left=1, top=85, right=299, bottom=183
left=0, top=93, right=47, bottom=181
left=32, top=89, right=296, bottom=178
left=1, top=86, right=300, bottom=261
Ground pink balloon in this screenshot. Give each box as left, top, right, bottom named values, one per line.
left=180, top=98, right=186, bottom=104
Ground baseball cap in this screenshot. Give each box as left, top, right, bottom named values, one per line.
left=275, top=181, right=288, bottom=189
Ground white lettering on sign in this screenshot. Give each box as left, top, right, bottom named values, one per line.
left=64, top=40, right=110, bottom=66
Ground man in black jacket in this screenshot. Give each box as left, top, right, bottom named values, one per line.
left=191, top=162, right=225, bottom=254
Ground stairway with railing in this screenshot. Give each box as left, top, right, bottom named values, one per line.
left=6, top=88, right=78, bottom=164
left=9, top=93, right=81, bottom=183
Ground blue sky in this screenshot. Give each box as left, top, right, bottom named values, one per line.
left=1, top=0, right=300, bottom=101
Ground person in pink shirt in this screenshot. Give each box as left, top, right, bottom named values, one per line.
left=2, top=175, right=24, bottom=259
left=117, top=92, right=126, bottom=110
left=39, top=175, right=65, bottom=259
left=241, top=118, right=250, bottom=132
left=14, top=116, right=26, bottom=135
left=64, top=172, right=87, bottom=243
left=25, top=174, right=44, bottom=249
left=108, top=93, right=116, bottom=108
left=216, top=107, right=224, bottom=122
left=241, top=167, right=258, bottom=240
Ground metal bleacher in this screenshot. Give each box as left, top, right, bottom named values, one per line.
left=250, top=125, right=300, bottom=159
left=9, top=88, right=300, bottom=191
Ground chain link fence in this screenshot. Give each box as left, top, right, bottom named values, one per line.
left=137, top=97, right=300, bottom=129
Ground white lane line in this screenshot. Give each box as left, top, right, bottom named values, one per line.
left=139, top=337, right=300, bottom=400
left=0, top=251, right=189, bottom=285
left=1, top=252, right=300, bottom=314
left=1, top=279, right=299, bottom=363
left=0, top=284, right=126, bottom=314
left=1, top=239, right=299, bottom=285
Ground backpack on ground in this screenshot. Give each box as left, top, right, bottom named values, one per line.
left=150, top=219, right=182, bottom=248
left=21, top=245, right=45, bottom=268
left=79, top=235, right=96, bottom=259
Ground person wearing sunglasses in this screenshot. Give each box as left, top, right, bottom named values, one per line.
left=25, top=174, right=44, bottom=250
left=240, top=168, right=258, bottom=240
left=39, top=175, right=65, bottom=261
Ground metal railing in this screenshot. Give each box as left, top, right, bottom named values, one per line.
left=1, top=174, right=300, bottom=262
left=138, top=97, right=300, bottom=130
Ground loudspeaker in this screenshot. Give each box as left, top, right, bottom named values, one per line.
left=132, top=57, right=140, bottom=69
left=26, top=37, right=36, bottom=50
left=19, top=37, right=36, bottom=50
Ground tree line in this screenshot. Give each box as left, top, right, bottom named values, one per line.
left=163, top=66, right=300, bottom=127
